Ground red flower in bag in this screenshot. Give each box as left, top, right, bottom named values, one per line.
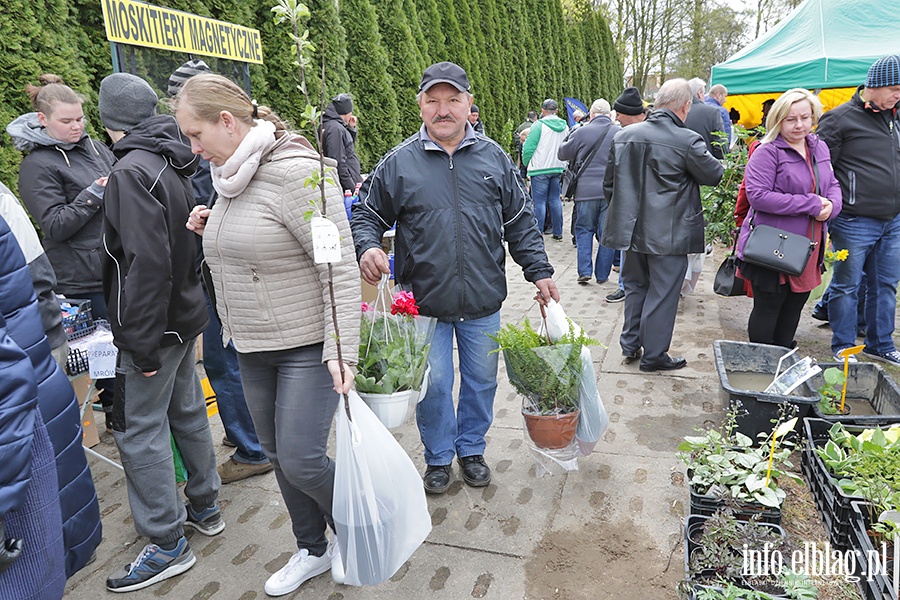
left=391, top=291, right=419, bottom=316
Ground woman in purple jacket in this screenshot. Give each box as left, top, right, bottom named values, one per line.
left=736, top=88, right=842, bottom=348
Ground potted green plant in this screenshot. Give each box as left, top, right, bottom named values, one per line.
left=815, top=367, right=850, bottom=416
left=355, top=290, right=436, bottom=429
left=679, top=404, right=802, bottom=519
left=491, top=317, right=597, bottom=450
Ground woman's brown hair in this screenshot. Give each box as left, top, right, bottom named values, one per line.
left=25, top=74, right=84, bottom=115
left=172, top=73, right=289, bottom=132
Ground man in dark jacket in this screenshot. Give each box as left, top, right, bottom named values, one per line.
left=817, top=54, right=900, bottom=365
left=320, top=93, right=362, bottom=193
left=352, top=62, right=559, bottom=495
left=98, top=73, right=222, bottom=593
left=468, top=104, right=485, bottom=135
left=602, top=78, right=723, bottom=372
left=685, top=78, right=726, bottom=159
left=558, top=98, right=619, bottom=283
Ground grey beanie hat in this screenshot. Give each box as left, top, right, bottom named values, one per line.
left=167, top=59, right=211, bottom=97
left=99, top=73, right=158, bottom=132
left=865, top=54, right=900, bottom=89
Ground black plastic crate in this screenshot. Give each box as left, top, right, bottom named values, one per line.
left=803, top=418, right=900, bottom=551
left=683, top=514, right=787, bottom=599
left=65, top=347, right=90, bottom=376
left=714, top=340, right=818, bottom=440
left=689, top=479, right=782, bottom=525
left=849, top=501, right=896, bottom=600
left=60, top=298, right=94, bottom=341
left=806, top=362, right=900, bottom=423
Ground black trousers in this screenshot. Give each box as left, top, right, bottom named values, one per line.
left=747, top=283, right=810, bottom=348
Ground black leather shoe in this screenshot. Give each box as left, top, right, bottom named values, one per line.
left=640, top=355, right=687, bottom=372
left=423, top=464, right=451, bottom=494
left=811, top=306, right=829, bottom=322
left=459, top=455, right=491, bottom=487
left=622, top=347, right=642, bottom=361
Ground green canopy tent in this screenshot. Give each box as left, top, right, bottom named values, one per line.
left=710, top=0, right=900, bottom=127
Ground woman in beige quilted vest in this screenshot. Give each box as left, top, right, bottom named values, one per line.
left=173, top=73, right=360, bottom=597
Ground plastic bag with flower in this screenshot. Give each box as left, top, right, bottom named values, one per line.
left=355, top=278, right=437, bottom=428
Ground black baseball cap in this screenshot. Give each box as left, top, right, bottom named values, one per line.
left=541, top=98, right=558, bottom=110
left=419, top=62, right=471, bottom=93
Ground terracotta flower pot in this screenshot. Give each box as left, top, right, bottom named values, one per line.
left=522, top=409, right=580, bottom=449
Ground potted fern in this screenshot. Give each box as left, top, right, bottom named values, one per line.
left=491, top=317, right=596, bottom=449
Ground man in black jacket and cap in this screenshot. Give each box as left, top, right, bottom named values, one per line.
left=320, top=93, right=362, bottom=193
left=98, top=72, right=222, bottom=593
left=352, top=61, right=559, bottom=495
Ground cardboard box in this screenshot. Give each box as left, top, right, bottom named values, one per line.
left=70, top=375, right=101, bottom=448
left=361, top=278, right=394, bottom=304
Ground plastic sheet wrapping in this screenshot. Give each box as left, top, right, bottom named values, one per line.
left=517, top=300, right=608, bottom=474
left=356, top=278, right=436, bottom=396
left=333, top=390, right=432, bottom=585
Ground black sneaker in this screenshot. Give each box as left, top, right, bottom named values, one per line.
left=606, top=289, right=625, bottom=303
left=106, top=537, right=195, bottom=592
left=811, top=306, right=829, bottom=322
left=184, top=502, right=225, bottom=536
left=459, top=455, right=491, bottom=487
left=423, top=464, right=451, bottom=494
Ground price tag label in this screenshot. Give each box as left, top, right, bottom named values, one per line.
left=87, top=337, right=118, bottom=379
left=311, top=216, right=342, bottom=264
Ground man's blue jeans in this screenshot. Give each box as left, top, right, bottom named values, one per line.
left=204, top=294, right=268, bottom=464
left=530, top=174, right=563, bottom=237
left=416, top=312, right=500, bottom=466
left=828, top=213, right=900, bottom=354
left=575, top=200, right=615, bottom=281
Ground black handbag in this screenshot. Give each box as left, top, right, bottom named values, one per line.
left=741, top=216, right=815, bottom=277
left=713, top=232, right=746, bottom=297
left=741, top=154, right=823, bottom=277
left=560, top=125, right=612, bottom=200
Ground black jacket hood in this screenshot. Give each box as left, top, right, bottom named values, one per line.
left=113, top=115, right=199, bottom=178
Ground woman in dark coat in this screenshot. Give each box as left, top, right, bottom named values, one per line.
left=0, top=214, right=101, bottom=577
left=0, top=303, right=66, bottom=600
left=6, top=73, right=116, bottom=425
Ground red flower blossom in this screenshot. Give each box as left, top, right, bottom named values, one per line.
left=391, top=291, right=419, bottom=316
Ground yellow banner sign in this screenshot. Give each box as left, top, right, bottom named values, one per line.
left=101, top=0, right=263, bottom=64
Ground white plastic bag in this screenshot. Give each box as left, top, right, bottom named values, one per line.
left=539, top=300, right=608, bottom=457
left=575, top=348, right=608, bottom=456
left=333, top=390, right=432, bottom=586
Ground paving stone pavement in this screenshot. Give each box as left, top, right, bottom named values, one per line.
left=63, top=203, right=733, bottom=599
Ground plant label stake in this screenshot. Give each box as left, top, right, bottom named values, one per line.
left=311, top=216, right=342, bottom=264
left=765, top=417, right=798, bottom=487
left=837, top=345, right=865, bottom=413
left=878, top=509, right=900, bottom=598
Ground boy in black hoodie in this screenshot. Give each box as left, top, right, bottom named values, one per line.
left=98, top=72, right=222, bottom=593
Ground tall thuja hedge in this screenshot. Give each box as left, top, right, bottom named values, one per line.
left=0, top=0, right=99, bottom=191
left=340, top=0, right=402, bottom=169
left=304, top=0, right=351, bottom=104
left=413, top=0, right=447, bottom=63
left=373, top=0, right=424, bottom=135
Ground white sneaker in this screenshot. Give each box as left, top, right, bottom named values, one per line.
left=264, top=548, right=330, bottom=596
left=329, top=538, right=345, bottom=585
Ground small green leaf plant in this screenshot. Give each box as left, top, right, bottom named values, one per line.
left=816, top=367, right=847, bottom=415
left=490, top=318, right=599, bottom=415
left=678, top=403, right=802, bottom=508
left=815, top=422, right=900, bottom=541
